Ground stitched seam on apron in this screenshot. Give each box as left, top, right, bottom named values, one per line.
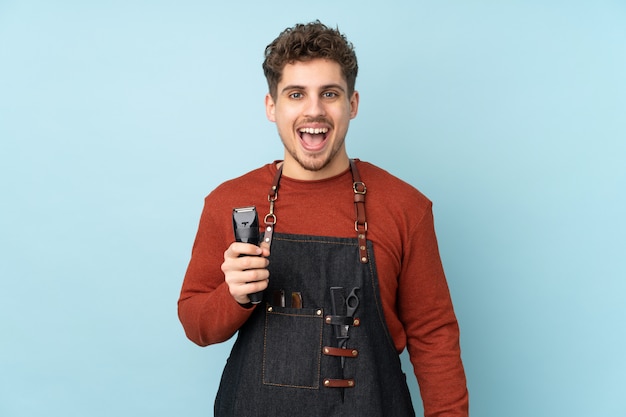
left=274, top=236, right=358, bottom=246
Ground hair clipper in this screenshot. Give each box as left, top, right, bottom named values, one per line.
left=232, top=206, right=263, bottom=304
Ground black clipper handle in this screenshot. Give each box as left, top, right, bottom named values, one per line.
left=233, top=206, right=263, bottom=304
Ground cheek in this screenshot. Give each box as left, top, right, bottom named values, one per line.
left=275, top=109, right=300, bottom=126
left=274, top=116, right=294, bottom=137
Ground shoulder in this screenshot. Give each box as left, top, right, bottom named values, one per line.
left=215, top=163, right=275, bottom=190
left=204, top=162, right=278, bottom=208
left=355, top=160, right=432, bottom=210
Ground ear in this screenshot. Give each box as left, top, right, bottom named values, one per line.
left=265, top=93, right=276, bottom=122
left=349, top=90, right=360, bottom=119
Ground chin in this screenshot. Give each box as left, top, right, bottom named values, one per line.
left=301, top=160, right=328, bottom=172
left=294, top=153, right=330, bottom=172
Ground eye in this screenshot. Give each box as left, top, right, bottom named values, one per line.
left=322, top=91, right=338, bottom=99
left=289, top=92, right=303, bottom=99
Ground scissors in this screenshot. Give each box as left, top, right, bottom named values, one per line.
left=338, top=287, right=360, bottom=367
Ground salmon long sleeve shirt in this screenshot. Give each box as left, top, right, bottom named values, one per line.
left=178, top=160, right=468, bottom=417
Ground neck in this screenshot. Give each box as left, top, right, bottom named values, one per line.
left=281, top=153, right=350, bottom=181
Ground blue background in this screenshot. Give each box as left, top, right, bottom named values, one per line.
left=1, top=1, right=625, bottom=416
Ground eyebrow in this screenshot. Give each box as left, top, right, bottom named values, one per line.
left=280, top=83, right=347, bottom=95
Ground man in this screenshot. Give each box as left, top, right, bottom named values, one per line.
left=178, top=21, right=468, bottom=417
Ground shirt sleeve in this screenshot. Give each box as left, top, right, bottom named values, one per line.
left=177, top=197, right=255, bottom=346
left=398, top=204, right=469, bottom=417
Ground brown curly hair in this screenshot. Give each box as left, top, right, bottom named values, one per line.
left=262, top=21, right=358, bottom=100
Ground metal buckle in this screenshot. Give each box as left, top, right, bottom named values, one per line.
left=352, top=181, right=366, bottom=194
left=354, top=221, right=368, bottom=232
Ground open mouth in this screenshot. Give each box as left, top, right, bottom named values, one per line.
left=298, top=127, right=330, bottom=151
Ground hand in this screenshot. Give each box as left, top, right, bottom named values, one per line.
left=221, top=241, right=271, bottom=305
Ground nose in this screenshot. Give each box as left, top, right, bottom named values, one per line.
left=303, top=95, right=326, bottom=117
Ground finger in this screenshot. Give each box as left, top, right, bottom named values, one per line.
left=259, top=241, right=271, bottom=257
left=226, top=271, right=270, bottom=300
left=225, top=242, right=263, bottom=259
left=223, top=261, right=270, bottom=283
left=239, top=255, right=270, bottom=271
left=230, top=278, right=270, bottom=305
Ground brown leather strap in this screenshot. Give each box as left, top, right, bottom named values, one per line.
left=324, top=315, right=360, bottom=326
left=349, top=159, right=368, bottom=263
left=263, top=165, right=282, bottom=247
left=323, top=346, right=359, bottom=358
left=323, top=378, right=355, bottom=388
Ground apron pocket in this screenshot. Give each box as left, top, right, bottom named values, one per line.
left=262, top=305, right=323, bottom=389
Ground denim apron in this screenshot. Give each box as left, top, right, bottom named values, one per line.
left=214, top=162, right=415, bottom=417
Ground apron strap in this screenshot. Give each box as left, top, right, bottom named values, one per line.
left=264, top=160, right=369, bottom=264
left=349, top=159, right=369, bottom=264
left=262, top=164, right=282, bottom=247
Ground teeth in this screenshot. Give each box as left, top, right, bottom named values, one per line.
left=299, top=127, right=329, bottom=134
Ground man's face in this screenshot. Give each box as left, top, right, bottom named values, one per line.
left=265, top=58, right=359, bottom=180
